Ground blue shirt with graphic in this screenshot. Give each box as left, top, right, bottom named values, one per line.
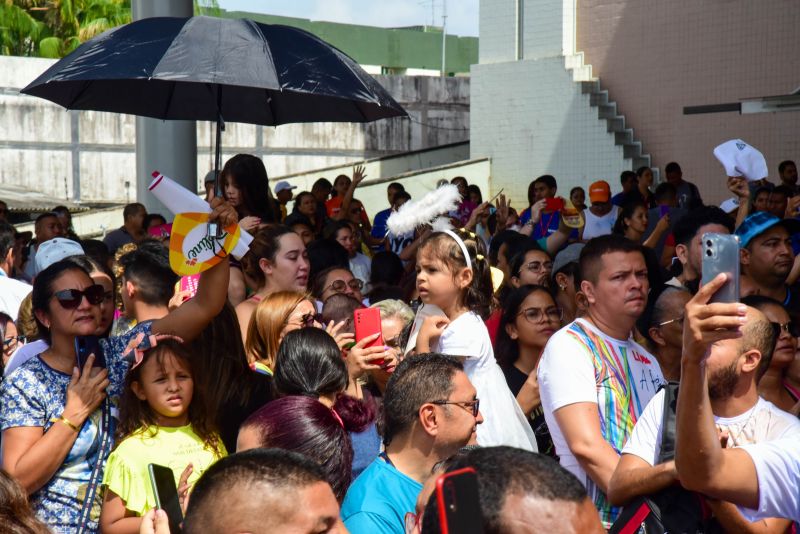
left=0, top=321, right=153, bottom=533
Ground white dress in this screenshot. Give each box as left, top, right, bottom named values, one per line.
left=433, top=311, right=538, bottom=451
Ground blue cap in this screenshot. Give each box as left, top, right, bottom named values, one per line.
left=734, top=211, right=800, bottom=247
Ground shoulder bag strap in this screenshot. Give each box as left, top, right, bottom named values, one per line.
left=76, top=398, right=114, bottom=534
left=657, top=381, right=679, bottom=464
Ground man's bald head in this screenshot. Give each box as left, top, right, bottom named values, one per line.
left=183, top=448, right=344, bottom=534
left=740, top=306, right=776, bottom=380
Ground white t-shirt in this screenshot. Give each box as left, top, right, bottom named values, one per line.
left=433, top=311, right=492, bottom=373
left=537, top=318, right=663, bottom=525
left=349, top=253, right=371, bottom=290
left=623, top=394, right=800, bottom=466
left=582, top=205, right=619, bottom=240
left=739, top=438, right=800, bottom=522
left=0, top=269, right=32, bottom=321
left=433, top=312, right=538, bottom=451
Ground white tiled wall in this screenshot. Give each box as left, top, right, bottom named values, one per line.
left=472, top=0, right=630, bottom=207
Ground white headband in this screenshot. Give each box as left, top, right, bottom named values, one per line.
left=442, top=229, right=472, bottom=269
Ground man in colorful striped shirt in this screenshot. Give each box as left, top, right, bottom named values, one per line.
left=538, top=235, right=664, bottom=528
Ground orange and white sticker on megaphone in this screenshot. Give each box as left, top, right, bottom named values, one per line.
left=169, top=212, right=241, bottom=276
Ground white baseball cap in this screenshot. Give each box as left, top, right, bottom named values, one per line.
left=713, top=139, right=768, bottom=182
left=35, top=237, right=84, bottom=275
left=274, top=181, right=298, bottom=194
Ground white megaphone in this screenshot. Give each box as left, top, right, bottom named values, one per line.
left=148, top=171, right=253, bottom=259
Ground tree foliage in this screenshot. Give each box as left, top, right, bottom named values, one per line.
left=0, top=0, right=131, bottom=58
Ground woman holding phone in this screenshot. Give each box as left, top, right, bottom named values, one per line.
left=0, top=201, right=236, bottom=532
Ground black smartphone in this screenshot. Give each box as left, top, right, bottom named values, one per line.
left=701, top=233, right=740, bottom=303
left=148, top=463, right=183, bottom=533
left=74, top=336, right=107, bottom=372
left=435, top=467, right=484, bottom=534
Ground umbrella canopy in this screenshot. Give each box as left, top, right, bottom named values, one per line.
left=21, top=16, right=406, bottom=125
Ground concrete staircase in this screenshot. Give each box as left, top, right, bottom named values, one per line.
left=564, top=52, right=658, bottom=179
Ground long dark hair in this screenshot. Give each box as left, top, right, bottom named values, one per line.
left=418, top=228, right=493, bottom=319
left=369, top=251, right=404, bottom=290
left=613, top=199, right=647, bottom=235
left=241, top=395, right=354, bottom=502
left=274, top=328, right=374, bottom=431
left=495, top=284, right=555, bottom=369
left=292, top=191, right=315, bottom=215
left=221, top=153, right=279, bottom=223
left=190, top=303, right=263, bottom=424
left=117, top=339, right=223, bottom=457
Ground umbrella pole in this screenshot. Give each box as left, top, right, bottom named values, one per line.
left=213, top=86, right=225, bottom=198
left=210, top=89, right=225, bottom=238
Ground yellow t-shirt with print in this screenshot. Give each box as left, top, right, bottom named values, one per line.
left=102, top=424, right=226, bottom=515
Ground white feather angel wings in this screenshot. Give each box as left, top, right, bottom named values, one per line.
left=386, top=184, right=462, bottom=236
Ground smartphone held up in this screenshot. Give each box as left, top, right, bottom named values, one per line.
left=700, top=233, right=740, bottom=303
left=354, top=308, right=385, bottom=366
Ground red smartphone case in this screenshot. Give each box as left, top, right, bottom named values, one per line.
left=545, top=197, right=564, bottom=212
left=435, top=467, right=481, bottom=534
left=354, top=308, right=385, bottom=365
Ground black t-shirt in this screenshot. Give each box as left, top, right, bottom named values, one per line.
left=501, top=365, right=556, bottom=458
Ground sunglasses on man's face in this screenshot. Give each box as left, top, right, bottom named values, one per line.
left=52, top=285, right=105, bottom=309
left=327, top=279, right=364, bottom=293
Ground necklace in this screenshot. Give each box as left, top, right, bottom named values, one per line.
left=718, top=403, right=763, bottom=447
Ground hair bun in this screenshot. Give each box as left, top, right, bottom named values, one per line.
left=332, top=393, right=376, bottom=433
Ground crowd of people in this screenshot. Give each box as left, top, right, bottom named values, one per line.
left=0, top=153, right=799, bottom=533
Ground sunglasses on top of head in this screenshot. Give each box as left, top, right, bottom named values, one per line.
left=52, top=285, right=105, bottom=309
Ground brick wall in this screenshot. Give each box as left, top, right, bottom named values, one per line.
left=577, top=0, right=800, bottom=204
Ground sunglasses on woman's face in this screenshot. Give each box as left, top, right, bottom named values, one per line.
left=300, top=312, right=324, bottom=327
left=52, top=284, right=105, bottom=309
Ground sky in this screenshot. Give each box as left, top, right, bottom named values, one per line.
left=215, top=0, right=480, bottom=37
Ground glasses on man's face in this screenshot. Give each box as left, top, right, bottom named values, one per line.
left=327, top=279, right=364, bottom=294
left=431, top=398, right=480, bottom=417
left=771, top=321, right=800, bottom=337
left=657, top=315, right=684, bottom=328
left=524, top=260, right=553, bottom=274
left=52, top=285, right=105, bottom=309
left=517, top=306, right=562, bottom=324
left=3, top=335, right=26, bottom=351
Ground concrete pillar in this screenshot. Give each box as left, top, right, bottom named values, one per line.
left=132, top=0, right=197, bottom=218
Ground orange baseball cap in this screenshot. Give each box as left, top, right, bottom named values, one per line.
left=589, top=180, right=611, bottom=203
